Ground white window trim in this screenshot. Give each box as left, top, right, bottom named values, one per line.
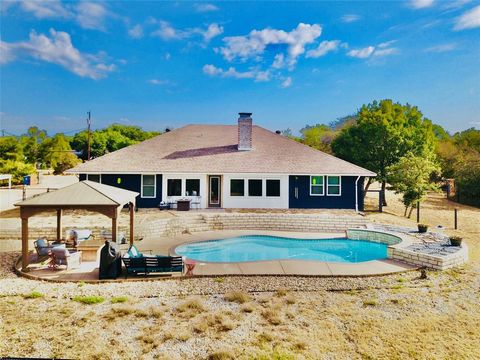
left=86, top=174, right=101, bottom=183
left=230, top=179, right=245, bottom=197
left=327, top=176, right=342, bottom=196
left=309, top=175, right=325, bottom=196
left=265, top=179, right=281, bottom=198
left=141, top=174, right=156, bottom=198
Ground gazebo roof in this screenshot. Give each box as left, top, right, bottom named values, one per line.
left=15, top=180, right=139, bottom=207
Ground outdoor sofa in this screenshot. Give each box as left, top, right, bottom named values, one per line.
left=122, top=245, right=184, bottom=276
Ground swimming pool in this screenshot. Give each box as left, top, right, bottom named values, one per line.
left=175, top=235, right=388, bottom=263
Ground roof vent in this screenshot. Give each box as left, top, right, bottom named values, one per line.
left=238, top=112, right=253, bottom=151
left=165, top=128, right=171, bottom=132
left=275, top=130, right=281, bottom=135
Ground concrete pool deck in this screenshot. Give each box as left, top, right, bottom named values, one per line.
left=15, top=230, right=418, bottom=282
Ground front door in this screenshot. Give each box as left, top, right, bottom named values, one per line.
left=208, top=175, right=221, bottom=207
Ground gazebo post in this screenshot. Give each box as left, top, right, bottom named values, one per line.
left=21, top=216, right=29, bottom=271
left=129, top=202, right=134, bottom=246
left=112, top=212, right=117, bottom=243
left=56, top=209, right=62, bottom=242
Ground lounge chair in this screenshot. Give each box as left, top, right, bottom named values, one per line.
left=34, top=238, right=65, bottom=259
left=122, top=245, right=184, bottom=276
left=50, top=247, right=82, bottom=269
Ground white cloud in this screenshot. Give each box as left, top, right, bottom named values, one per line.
left=409, top=0, right=435, bottom=9
left=220, top=23, right=322, bottom=67
left=0, top=29, right=115, bottom=79
left=341, top=14, right=361, bottom=23
left=74, top=1, right=109, bottom=31
left=306, top=40, right=341, bottom=58
left=203, top=64, right=270, bottom=82
left=281, top=77, right=292, bottom=88
left=18, top=0, right=71, bottom=18
left=347, top=46, right=375, bottom=58
left=454, top=5, right=480, bottom=30
left=147, top=79, right=169, bottom=85
left=195, top=3, right=219, bottom=12
left=347, top=41, right=399, bottom=59
left=425, top=43, right=457, bottom=52
left=202, top=23, right=224, bottom=42
left=272, top=53, right=285, bottom=69
left=151, top=21, right=223, bottom=42
left=128, top=24, right=144, bottom=39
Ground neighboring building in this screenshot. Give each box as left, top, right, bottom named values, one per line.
left=67, top=113, right=375, bottom=210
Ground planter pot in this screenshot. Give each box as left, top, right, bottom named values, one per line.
left=450, top=237, right=463, bottom=247
left=417, top=225, right=428, bottom=233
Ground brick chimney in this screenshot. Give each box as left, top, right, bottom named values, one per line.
left=238, top=112, right=253, bottom=151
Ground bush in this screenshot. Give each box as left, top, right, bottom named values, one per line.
left=224, top=291, right=251, bottom=304
left=23, top=291, right=43, bottom=299
left=0, top=160, right=36, bottom=184
left=73, top=295, right=105, bottom=305
left=111, top=296, right=128, bottom=304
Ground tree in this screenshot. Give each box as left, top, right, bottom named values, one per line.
left=387, top=153, right=440, bottom=217
left=0, top=136, right=22, bottom=161
left=454, top=128, right=480, bottom=152
left=454, top=149, right=480, bottom=207
left=331, top=99, right=437, bottom=206
left=300, top=124, right=338, bottom=154
left=38, top=134, right=81, bottom=173
left=20, top=126, right=48, bottom=166
left=0, top=160, right=36, bottom=184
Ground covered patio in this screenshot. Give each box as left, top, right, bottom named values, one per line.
left=15, top=180, right=138, bottom=272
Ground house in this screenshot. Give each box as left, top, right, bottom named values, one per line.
left=67, top=113, right=375, bottom=210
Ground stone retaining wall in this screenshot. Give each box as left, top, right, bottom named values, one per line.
left=347, top=229, right=402, bottom=245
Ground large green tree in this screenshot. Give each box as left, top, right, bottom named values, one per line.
left=331, top=99, right=437, bottom=206
left=300, top=124, right=338, bottom=154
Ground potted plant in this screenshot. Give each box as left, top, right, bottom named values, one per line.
left=449, top=236, right=463, bottom=247
left=417, top=224, right=429, bottom=233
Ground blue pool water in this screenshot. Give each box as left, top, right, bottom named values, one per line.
left=175, top=235, right=387, bottom=263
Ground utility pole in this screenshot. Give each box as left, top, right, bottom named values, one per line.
left=87, top=111, right=92, bottom=161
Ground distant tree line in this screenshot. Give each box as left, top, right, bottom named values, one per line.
left=0, top=124, right=161, bottom=184
left=286, top=99, right=480, bottom=210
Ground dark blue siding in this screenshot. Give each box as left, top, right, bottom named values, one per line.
left=289, top=176, right=364, bottom=210
left=80, top=174, right=162, bottom=208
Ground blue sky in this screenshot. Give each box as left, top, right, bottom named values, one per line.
left=1, top=0, right=479, bottom=135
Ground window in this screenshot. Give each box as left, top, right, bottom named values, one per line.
left=167, top=179, right=181, bottom=196
left=248, top=179, right=263, bottom=196
left=86, top=174, right=101, bottom=183
left=142, top=175, right=156, bottom=198
left=310, top=176, right=324, bottom=196
left=230, top=179, right=244, bottom=196
left=327, top=176, right=341, bottom=196
left=266, top=180, right=280, bottom=197
left=186, top=179, right=200, bottom=196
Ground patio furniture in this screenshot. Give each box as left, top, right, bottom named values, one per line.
left=177, top=199, right=191, bottom=211
left=65, top=229, right=94, bottom=247
left=122, top=245, right=184, bottom=276
left=191, top=196, right=201, bottom=210
left=100, top=229, right=126, bottom=244
left=34, top=238, right=65, bottom=259
left=50, top=247, right=82, bottom=269
left=184, top=259, right=196, bottom=276
left=158, top=201, right=171, bottom=210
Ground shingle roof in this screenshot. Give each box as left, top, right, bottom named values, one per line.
left=15, top=180, right=138, bottom=207
left=67, top=125, right=376, bottom=176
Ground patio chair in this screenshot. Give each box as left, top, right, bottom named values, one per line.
left=34, top=238, right=65, bottom=259
left=50, top=247, right=82, bottom=269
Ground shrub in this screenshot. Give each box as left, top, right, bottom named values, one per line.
left=224, top=291, right=251, bottom=304
left=111, top=296, right=128, bottom=304
left=276, top=288, right=288, bottom=297
left=240, top=303, right=255, bottom=313
left=207, top=351, right=235, bottom=360
left=213, top=277, right=225, bottom=283
left=261, top=308, right=283, bottom=325
left=23, top=291, right=43, bottom=299
left=73, top=295, right=105, bottom=305
left=363, top=299, right=378, bottom=307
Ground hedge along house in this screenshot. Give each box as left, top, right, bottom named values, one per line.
left=67, top=113, right=375, bottom=211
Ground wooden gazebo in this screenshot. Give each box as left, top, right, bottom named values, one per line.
left=15, top=180, right=139, bottom=271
